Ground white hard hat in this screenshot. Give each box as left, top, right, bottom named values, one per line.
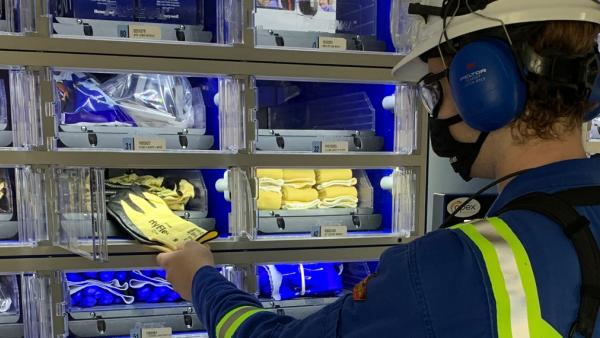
left=392, top=0, right=600, bottom=82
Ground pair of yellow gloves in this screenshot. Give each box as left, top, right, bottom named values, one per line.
left=106, top=174, right=218, bottom=252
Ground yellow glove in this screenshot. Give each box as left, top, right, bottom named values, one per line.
left=109, top=188, right=218, bottom=251
left=149, top=179, right=195, bottom=211
left=0, top=180, right=5, bottom=201
left=107, top=173, right=164, bottom=188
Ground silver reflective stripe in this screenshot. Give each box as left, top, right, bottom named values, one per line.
left=473, top=219, right=530, bottom=338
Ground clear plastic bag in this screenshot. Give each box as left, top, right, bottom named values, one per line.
left=101, top=74, right=204, bottom=129
left=54, top=72, right=136, bottom=127
left=0, top=275, right=17, bottom=313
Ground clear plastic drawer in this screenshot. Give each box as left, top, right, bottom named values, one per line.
left=0, top=66, right=43, bottom=149
left=0, top=167, right=46, bottom=246
left=53, top=167, right=240, bottom=261
left=0, top=273, right=54, bottom=338
left=50, top=70, right=244, bottom=153
left=0, top=1, right=35, bottom=35
left=0, top=274, right=22, bottom=338
left=225, top=167, right=416, bottom=240
left=48, top=0, right=242, bottom=45
left=60, top=266, right=241, bottom=337
left=257, top=260, right=378, bottom=317
left=254, top=0, right=413, bottom=54
left=251, top=78, right=417, bottom=154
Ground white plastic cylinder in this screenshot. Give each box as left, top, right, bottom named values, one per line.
left=215, top=178, right=228, bottom=193
left=380, top=175, right=394, bottom=192
left=213, top=93, right=220, bottom=107
left=382, top=95, right=395, bottom=111
left=215, top=171, right=231, bottom=202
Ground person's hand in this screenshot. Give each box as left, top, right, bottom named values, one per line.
left=156, top=241, right=215, bottom=301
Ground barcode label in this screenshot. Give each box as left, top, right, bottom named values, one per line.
left=129, top=25, right=162, bottom=40
left=130, top=327, right=172, bottom=338
left=318, top=37, right=347, bottom=50
left=321, top=141, right=349, bottom=153
left=134, top=138, right=166, bottom=151
left=320, top=225, right=348, bottom=238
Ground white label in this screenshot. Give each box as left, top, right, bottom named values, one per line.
left=320, top=225, right=348, bottom=238
left=321, top=141, right=349, bottom=153
left=131, top=327, right=172, bottom=338
left=134, top=138, right=166, bottom=151
left=129, top=25, right=162, bottom=40
left=447, top=197, right=482, bottom=218
left=318, top=37, right=347, bottom=50
left=141, top=327, right=172, bottom=338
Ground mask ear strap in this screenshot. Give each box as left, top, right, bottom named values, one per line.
left=434, top=114, right=464, bottom=127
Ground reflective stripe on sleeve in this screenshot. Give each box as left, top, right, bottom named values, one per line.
left=216, top=306, right=267, bottom=338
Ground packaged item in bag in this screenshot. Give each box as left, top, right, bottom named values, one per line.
left=136, top=0, right=203, bottom=25
left=258, top=263, right=343, bottom=301
left=72, top=0, right=135, bottom=21
left=55, top=72, right=136, bottom=127
left=100, top=73, right=203, bottom=128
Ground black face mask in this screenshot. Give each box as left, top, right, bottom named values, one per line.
left=429, top=114, right=489, bottom=182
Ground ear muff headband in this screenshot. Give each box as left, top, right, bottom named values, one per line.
left=449, top=38, right=527, bottom=132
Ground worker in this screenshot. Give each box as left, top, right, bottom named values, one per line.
left=157, top=1, right=600, bottom=337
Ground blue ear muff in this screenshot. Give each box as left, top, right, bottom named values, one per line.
left=450, top=38, right=527, bottom=132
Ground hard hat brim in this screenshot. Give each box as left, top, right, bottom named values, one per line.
left=392, top=1, right=600, bottom=82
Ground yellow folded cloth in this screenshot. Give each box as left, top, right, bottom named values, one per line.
left=257, top=169, right=284, bottom=180
left=259, top=178, right=284, bottom=187
left=283, top=169, right=316, bottom=188
left=282, top=187, right=318, bottom=202
left=259, top=185, right=282, bottom=193
left=319, top=196, right=359, bottom=209
left=257, top=189, right=282, bottom=210
left=316, top=178, right=357, bottom=190
left=318, top=186, right=358, bottom=200
left=316, top=169, right=353, bottom=184
left=282, top=199, right=320, bottom=210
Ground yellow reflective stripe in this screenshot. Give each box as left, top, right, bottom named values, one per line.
left=216, top=306, right=267, bottom=338
left=455, top=218, right=564, bottom=338
left=215, top=306, right=245, bottom=337
left=456, top=223, right=513, bottom=338
left=224, top=308, right=266, bottom=338
left=540, top=319, right=563, bottom=338
left=488, top=217, right=541, bottom=337
left=476, top=220, right=530, bottom=337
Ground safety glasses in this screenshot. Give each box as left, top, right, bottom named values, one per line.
left=417, top=70, right=448, bottom=118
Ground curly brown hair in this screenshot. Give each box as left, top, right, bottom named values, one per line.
left=511, top=21, right=600, bottom=142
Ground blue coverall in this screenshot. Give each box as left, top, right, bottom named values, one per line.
left=192, top=158, right=600, bottom=337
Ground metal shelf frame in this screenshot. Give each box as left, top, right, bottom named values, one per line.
left=0, top=2, right=432, bottom=335
left=0, top=0, right=404, bottom=69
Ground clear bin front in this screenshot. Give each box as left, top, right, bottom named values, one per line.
left=254, top=79, right=416, bottom=154
left=257, top=260, right=378, bottom=317
left=48, top=0, right=242, bottom=45
left=0, top=1, right=35, bottom=34
left=62, top=266, right=240, bottom=337
left=0, top=67, right=43, bottom=149
left=238, top=167, right=416, bottom=239
left=52, top=71, right=243, bottom=153
left=254, top=0, right=405, bottom=54
left=0, top=273, right=49, bottom=338
left=0, top=167, right=46, bottom=246
left=55, top=167, right=235, bottom=261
